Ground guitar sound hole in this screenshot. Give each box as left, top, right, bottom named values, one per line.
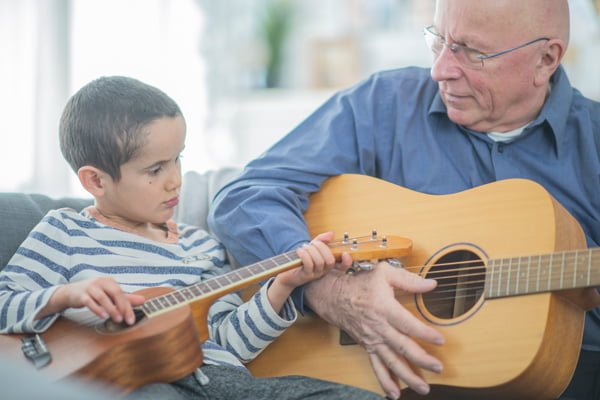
left=422, top=250, right=486, bottom=319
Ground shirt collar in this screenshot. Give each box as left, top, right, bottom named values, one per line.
left=428, top=65, right=573, bottom=157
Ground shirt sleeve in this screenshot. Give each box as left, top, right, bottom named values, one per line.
left=208, top=74, right=392, bottom=268
left=206, top=277, right=297, bottom=363
left=0, top=211, right=72, bottom=333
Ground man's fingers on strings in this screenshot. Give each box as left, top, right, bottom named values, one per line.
left=386, top=266, right=437, bottom=293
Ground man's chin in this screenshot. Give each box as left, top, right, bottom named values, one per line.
left=447, top=109, right=477, bottom=129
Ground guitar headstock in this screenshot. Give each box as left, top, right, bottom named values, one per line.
left=328, top=232, right=412, bottom=260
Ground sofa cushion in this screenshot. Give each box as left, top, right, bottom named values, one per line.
left=0, top=193, right=92, bottom=269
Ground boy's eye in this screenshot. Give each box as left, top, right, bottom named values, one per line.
left=149, top=166, right=162, bottom=175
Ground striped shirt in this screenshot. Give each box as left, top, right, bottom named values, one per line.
left=0, top=208, right=297, bottom=369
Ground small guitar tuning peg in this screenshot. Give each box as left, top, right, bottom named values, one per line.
left=380, top=236, right=388, bottom=248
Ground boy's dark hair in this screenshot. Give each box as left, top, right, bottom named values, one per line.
left=59, top=76, right=182, bottom=181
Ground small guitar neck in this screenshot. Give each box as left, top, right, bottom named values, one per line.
left=486, top=247, right=600, bottom=299
left=140, top=250, right=302, bottom=318
left=138, top=234, right=412, bottom=318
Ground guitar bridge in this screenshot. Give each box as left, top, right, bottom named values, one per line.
left=21, top=334, right=52, bottom=369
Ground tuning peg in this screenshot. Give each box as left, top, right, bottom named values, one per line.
left=380, top=236, right=388, bottom=248
left=343, top=232, right=349, bottom=244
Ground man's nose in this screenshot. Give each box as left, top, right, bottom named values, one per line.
left=430, top=45, right=463, bottom=82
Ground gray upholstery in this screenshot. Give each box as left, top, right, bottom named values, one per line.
left=0, top=167, right=240, bottom=270
left=0, top=193, right=92, bottom=269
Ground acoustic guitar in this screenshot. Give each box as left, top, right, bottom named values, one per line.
left=248, top=175, right=600, bottom=400
left=0, top=233, right=411, bottom=393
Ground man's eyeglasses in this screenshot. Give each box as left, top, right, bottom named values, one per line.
left=424, top=25, right=550, bottom=70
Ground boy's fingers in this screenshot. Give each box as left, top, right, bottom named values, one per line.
left=313, top=231, right=334, bottom=244
left=296, top=247, right=314, bottom=270
left=311, top=239, right=335, bottom=267
left=303, top=244, right=326, bottom=273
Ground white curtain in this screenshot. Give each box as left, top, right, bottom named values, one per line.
left=0, top=0, right=207, bottom=197
left=0, top=0, right=69, bottom=196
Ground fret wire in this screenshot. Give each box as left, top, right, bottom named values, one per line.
left=145, top=302, right=157, bottom=313
left=173, top=291, right=186, bottom=302
left=547, top=253, right=553, bottom=291
left=238, top=268, right=252, bottom=279
left=217, top=275, right=230, bottom=287
left=560, top=251, right=565, bottom=289
left=526, top=255, right=531, bottom=294
left=488, top=259, right=494, bottom=298
left=261, top=258, right=278, bottom=270
left=208, top=277, right=220, bottom=288
left=496, top=258, right=502, bottom=297
left=588, top=249, right=592, bottom=286
left=191, top=285, right=202, bottom=296
left=149, top=299, right=161, bottom=311
left=271, top=255, right=288, bottom=267
left=573, top=251, right=579, bottom=287
left=159, top=297, right=170, bottom=308
left=181, top=288, right=193, bottom=299
left=506, top=257, right=511, bottom=296
left=515, top=255, right=521, bottom=295
left=536, top=254, right=542, bottom=292
left=166, top=293, right=178, bottom=306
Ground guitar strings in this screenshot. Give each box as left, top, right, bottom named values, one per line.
left=389, top=251, right=598, bottom=305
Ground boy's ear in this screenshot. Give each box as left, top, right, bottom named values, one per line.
left=77, top=166, right=110, bottom=197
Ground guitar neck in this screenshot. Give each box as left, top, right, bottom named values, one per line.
left=139, top=250, right=302, bottom=318
left=136, top=234, right=411, bottom=318
left=486, top=247, right=600, bottom=299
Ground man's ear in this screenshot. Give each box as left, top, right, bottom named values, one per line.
left=78, top=166, right=110, bottom=197
left=534, top=38, right=566, bottom=87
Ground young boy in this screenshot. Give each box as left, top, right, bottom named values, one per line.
left=0, top=76, right=381, bottom=399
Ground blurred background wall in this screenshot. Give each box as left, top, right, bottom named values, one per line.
left=1, top=0, right=599, bottom=197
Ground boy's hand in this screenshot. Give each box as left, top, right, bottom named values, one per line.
left=278, top=231, right=337, bottom=289
left=52, top=277, right=145, bottom=325
left=267, top=232, right=341, bottom=314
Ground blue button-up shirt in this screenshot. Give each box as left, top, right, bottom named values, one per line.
left=209, top=66, right=600, bottom=350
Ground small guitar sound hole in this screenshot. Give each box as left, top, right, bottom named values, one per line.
left=422, top=250, right=486, bottom=319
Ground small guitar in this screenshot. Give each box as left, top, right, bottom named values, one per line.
left=0, top=233, right=411, bottom=393
left=248, top=174, right=600, bottom=400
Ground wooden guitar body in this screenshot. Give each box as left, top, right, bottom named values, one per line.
left=0, top=287, right=203, bottom=393
left=249, top=175, right=590, bottom=399
left=0, top=226, right=409, bottom=393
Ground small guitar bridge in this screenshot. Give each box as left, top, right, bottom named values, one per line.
left=21, top=334, right=52, bottom=369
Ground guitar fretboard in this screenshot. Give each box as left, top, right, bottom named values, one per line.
left=139, top=250, right=300, bottom=317
left=486, top=248, right=600, bottom=298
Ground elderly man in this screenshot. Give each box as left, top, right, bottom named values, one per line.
left=209, top=0, right=600, bottom=399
